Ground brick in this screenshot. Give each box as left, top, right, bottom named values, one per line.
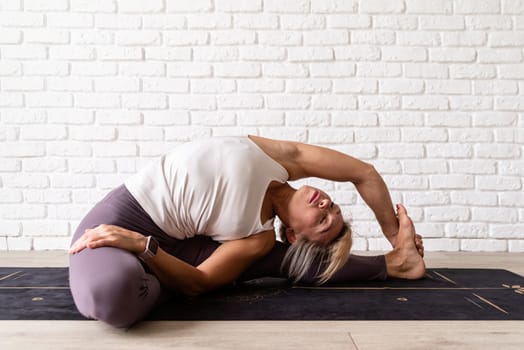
left=266, top=94, right=311, bottom=109
left=238, top=79, right=284, bottom=93
left=211, top=30, right=256, bottom=45
left=167, top=0, right=213, bottom=12
left=263, top=63, right=308, bottom=78
left=47, top=13, right=93, bottom=28
left=352, top=30, right=396, bottom=45
left=426, top=206, right=470, bottom=222
left=0, top=220, right=21, bottom=236
left=490, top=225, right=524, bottom=239
left=0, top=143, right=45, bottom=158
left=383, top=175, right=428, bottom=190
left=333, top=79, right=377, bottom=93
left=166, top=31, right=209, bottom=46
left=419, top=15, right=464, bottom=30
left=404, top=191, right=450, bottom=206
left=335, top=46, right=381, bottom=61
left=311, top=0, right=357, bottom=13
left=47, top=142, right=92, bottom=157
left=235, top=14, right=278, bottom=29
left=188, top=14, right=232, bottom=29
left=450, top=191, right=497, bottom=206
left=169, top=95, right=216, bottom=110
left=240, top=47, right=286, bottom=61
left=489, top=32, right=524, bottom=47
left=287, top=112, right=330, bottom=127
left=122, top=94, right=168, bottom=109
left=360, top=0, right=404, bottom=13
left=455, top=0, right=500, bottom=14
left=237, top=112, right=284, bottom=126
left=477, top=176, right=521, bottom=191
left=430, top=175, right=474, bottom=189
left=405, top=0, right=453, bottom=14
left=404, top=63, right=448, bottom=78
left=304, top=30, right=349, bottom=45
left=310, top=62, right=355, bottom=77
left=23, top=221, right=69, bottom=236
left=7, top=237, right=32, bottom=251
left=214, top=63, right=260, bottom=78
left=424, top=239, right=460, bottom=252
left=500, top=192, right=524, bottom=207
left=309, top=129, right=354, bottom=144
left=460, top=239, right=507, bottom=252
left=442, top=32, right=486, bottom=46
left=192, top=79, right=236, bottom=94
left=445, top=223, right=489, bottom=238
left=448, top=128, right=493, bottom=142
left=0, top=159, right=20, bottom=172
left=48, top=110, right=94, bottom=124
left=217, top=94, right=264, bottom=109
left=71, top=0, right=116, bottom=13
left=216, top=0, right=262, bottom=12
left=476, top=144, right=521, bottom=159
left=402, top=128, right=448, bottom=142
left=359, top=96, right=401, bottom=110
left=0, top=13, right=44, bottom=27
left=116, top=31, right=162, bottom=46
left=92, top=143, right=137, bottom=157
left=0, top=190, right=23, bottom=203
left=328, top=15, right=371, bottom=29
left=1, top=205, right=46, bottom=219
left=381, top=47, right=426, bottom=62
left=168, top=63, right=212, bottom=77
left=357, top=63, right=402, bottom=77
left=25, top=0, right=68, bottom=11
left=472, top=207, right=518, bottom=223
left=20, top=126, right=67, bottom=141
left=508, top=240, right=524, bottom=253
left=142, top=15, right=185, bottom=29
left=379, top=112, right=424, bottom=126
left=118, top=0, right=164, bottom=12
left=69, top=126, right=116, bottom=141
left=355, top=128, right=400, bottom=143
left=33, top=237, right=71, bottom=250
left=474, top=81, right=518, bottom=95
left=72, top=62, right=117, bottom=76
left=478, top=48, right=522, bottom=63
left=143, top=111, right=189, bottom=126
left=398, top=32, right=441, bottom=46
left=496, top=96, right=524, bottom=110
left=287, top=47, right=333, bottom=62
left=403, top=160, right=448, bottom=174
left=466, top=15, right=512, bottom=30
left=332, top=112, right=378, bottom=126
left=402, top=96, right=449, bottom=110
left=449, top=160, right=496, bottom=174
left=280, top=15, right=325, bottom=30
left=378, top=143, right=424, bottom=158
left=312, top=95, right=357, bottom=110
left=70, top=159, right=115, bottom=173
left=286, top=79, right=331, bottom=93
left=2, top=77, right=44, bottom=91
left=265, top=0, right=310, bottom=13
left=258, top=31, right=302, bottom=46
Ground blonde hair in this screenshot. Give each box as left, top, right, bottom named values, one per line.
left=279, top=222, right=352, bottom=285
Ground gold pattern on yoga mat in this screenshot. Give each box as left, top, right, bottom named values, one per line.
left=0, top=271, right=22, bottom=281
left=472, top=293, right=509, bottom=315
left=432, top=271, right=457, bottom=285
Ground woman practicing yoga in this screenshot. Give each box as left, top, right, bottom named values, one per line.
left=69, top=135, right=425, bottom=328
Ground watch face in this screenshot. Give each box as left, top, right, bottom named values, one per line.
left=139, top=236, right=159, bottom=261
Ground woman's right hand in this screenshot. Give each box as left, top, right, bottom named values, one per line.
left=69, top=224, right=146, bottom=255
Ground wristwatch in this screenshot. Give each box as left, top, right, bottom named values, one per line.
left=138, top=236, right=159, bottom=262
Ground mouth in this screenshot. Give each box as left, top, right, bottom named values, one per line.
left=309, top=190, right=320, bottom=205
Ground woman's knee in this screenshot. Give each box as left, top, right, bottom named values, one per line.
left=70, top=248, right=161, bottom=328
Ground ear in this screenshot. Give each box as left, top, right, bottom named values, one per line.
left=285, top=227, right=297, bottom=244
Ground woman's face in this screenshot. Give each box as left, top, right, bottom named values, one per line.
left=286, top=185, right=344, bottom=246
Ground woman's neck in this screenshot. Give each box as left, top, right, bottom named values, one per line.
left=267, top=182, right=295, bottom=226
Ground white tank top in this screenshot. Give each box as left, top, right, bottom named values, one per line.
left=125, top=136, right=289, bottom=242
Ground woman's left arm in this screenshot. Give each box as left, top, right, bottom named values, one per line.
left=252, top=136, right=399, bottom=246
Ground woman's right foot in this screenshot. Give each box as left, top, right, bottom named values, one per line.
left=385, top=204, right=426, bottom=279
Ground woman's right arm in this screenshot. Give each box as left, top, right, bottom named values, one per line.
left=144, top=230, right=276, bottom=296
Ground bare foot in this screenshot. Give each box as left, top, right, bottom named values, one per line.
left=385, top=204, right=426, bottom=279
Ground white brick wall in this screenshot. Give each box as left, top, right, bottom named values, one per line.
left=0, top=0, right=523, bottom=252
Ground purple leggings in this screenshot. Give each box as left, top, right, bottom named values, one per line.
left=69, top=185, right=387, bottom=328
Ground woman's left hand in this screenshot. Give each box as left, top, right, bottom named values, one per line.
left=69, top=224, right=146, bottom=255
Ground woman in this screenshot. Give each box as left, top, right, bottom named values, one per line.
left=69, top=135, right=425, bottom=328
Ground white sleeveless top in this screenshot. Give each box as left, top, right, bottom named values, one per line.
left=125, top=136, right=289, bottom=242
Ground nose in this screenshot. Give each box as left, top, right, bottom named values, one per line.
left=319, top=198, right=330, bottom=209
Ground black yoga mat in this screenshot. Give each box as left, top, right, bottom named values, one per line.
left=1, top=267, right=523, bottom=321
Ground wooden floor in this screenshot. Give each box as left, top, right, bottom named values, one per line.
left=1, top=251, right=523, bottom=350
